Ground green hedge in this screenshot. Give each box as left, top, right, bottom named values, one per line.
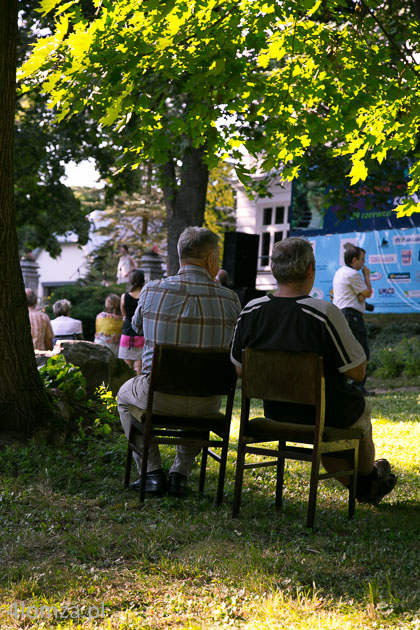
left=365, top=313, right=420, bottom=378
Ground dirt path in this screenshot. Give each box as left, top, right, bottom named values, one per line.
left=371, top=386, right=420, bottom=395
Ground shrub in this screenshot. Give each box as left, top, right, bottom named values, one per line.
left=371, top=336, right=420, bottom=379
left=370, top=322, right=420, bottom=350
left=38, top=355, right=119, bottom=438
left=39, top=354, right=87, bottom=401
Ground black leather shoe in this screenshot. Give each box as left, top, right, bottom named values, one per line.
left=168, top=472, right=188, bottom=497
left=128, top=469, right=167, bottom=494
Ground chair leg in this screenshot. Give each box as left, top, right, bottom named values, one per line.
left=215, top=440, right=229, bottom=507
left=232, top=443, right=246, bottom=518
left=307, top=449, right=321, bottom=529
left=275, top=441, right=285, bottom=509
left=124, top=443, right=133, bottom=488
left=348, top=442, right=359, bottom=519
left=139, top=428, right=151, bottom=504
left=199, top=447, right=208, bottom=493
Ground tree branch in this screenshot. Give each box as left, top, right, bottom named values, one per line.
left=359, top=0, right=420, bottom=80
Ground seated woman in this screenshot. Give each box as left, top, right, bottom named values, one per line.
left=51, top=299, right=83, bottom=343
left=118, top=269, right=145, bottom=375
left=94, top=293, right=123, bottom=355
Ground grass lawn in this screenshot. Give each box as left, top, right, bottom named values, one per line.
left=0, top=386, right=419, bottom=629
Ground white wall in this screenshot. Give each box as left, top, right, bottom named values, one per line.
left=36, top=241, right=90, bottom=298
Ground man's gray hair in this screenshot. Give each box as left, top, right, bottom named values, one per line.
left=25, top=288, right=38, bottom=307
left=177, top=227, right=219, bottom=260
left=53, top=299, right=71, bottom=316
left=271, top=237, right=315, bottom=284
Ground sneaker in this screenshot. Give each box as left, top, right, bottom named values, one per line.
left=358, top=473, right=397, bottom=505
left=374, top=458, right=391, bottom=479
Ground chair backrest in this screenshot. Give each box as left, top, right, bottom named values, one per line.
left=242, top=348, right=323, bottom=406
left=149, top=344, right=237, bottom=397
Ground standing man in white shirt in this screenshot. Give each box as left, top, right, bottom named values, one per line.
left=333, top=243, right=373, bottom=395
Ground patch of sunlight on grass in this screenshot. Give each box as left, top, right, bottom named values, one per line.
left=242, top=589, right=378, bottom=630
left=372, top=418, right=420, bottom=472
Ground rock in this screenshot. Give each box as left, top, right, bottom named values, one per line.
left=35, top=340, right=135, bottom=398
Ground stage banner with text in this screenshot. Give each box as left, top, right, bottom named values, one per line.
left=309, top=228, right=420, bottom=313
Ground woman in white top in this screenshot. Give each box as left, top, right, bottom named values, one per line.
left=51, top=299, right=83, bottom=343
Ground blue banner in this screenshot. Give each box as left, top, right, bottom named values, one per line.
left=290, top=181, right=420, bottom=234
left=309, top=228, right=420, bottom=313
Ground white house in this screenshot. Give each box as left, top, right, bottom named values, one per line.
left=30, top=211, right=109, bottom=300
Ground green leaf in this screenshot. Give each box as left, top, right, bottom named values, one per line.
left=348, top=159, right=368, bottom=185
left=38, top=0, right=68, bottom=15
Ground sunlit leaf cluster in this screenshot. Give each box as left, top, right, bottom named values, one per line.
left=20, top=0, right=420, bottom=215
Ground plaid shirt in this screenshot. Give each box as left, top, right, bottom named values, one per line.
left=132, top=265, right=241, bottom=376
left=28, top=309, right=53, bottom=351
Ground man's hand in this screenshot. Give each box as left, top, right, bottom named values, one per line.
left=343, top=359, right=367, bottom=382
left=362, top=265, right=371, bottom=279
left=360, top=265, right=373, bottom=298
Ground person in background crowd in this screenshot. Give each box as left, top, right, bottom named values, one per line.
left=215, top=268, right=229, bottom=287
left=51, top=299, right=83, bottom=343
left=333, top=243, right=373, bottom=396
left=118, top=269, right=145, bottom=375
left=117, top=244, right=136, bottom=285
left=94, top=293, right=123, bottom=355
left=117, top=227, right=241, bottom=497
left=26, top=288, right=53, bottom=351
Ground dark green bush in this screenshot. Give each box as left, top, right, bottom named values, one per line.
left=38, top=355, right=119, bottom=437
left=369, top=322, right=420, bottom=350
left=39, top=354, right=87, bottom=400
left=371, top=336, right=420, bottom=378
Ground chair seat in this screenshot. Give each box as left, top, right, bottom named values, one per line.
left=246, top=417, right=364, bottom=444
left=128, top=404, right=227, bottom=432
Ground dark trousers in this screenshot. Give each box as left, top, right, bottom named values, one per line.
left=341, top=308, right=369, bottom=390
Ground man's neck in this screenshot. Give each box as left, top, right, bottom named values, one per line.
left=179, top=259, right=207, bottom=271
left=274, top=282, right=309, bottom=298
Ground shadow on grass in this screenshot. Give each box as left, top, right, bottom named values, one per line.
left=0, top=393, right=419, bottom=628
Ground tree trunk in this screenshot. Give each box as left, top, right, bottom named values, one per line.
left=0, top=0, right=50, bottom=432
left=161, top=146, right=209, bottom=275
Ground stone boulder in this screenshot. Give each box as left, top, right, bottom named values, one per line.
left=35, top=340, right=135, bottom=398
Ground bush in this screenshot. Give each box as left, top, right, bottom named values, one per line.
left=371, top=336, right=420, bottom=379
left=369, top=322, right=420, bottom=350
left=38, top=355, right=119, bottom=437
left=39, top=354, right=87, bottom=401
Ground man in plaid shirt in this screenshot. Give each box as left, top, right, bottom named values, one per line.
left=26, top=289, right=53, bottom=351
left=117, top=227, right=241, bottom=496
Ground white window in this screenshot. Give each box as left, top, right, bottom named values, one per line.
left=258, top=205, right=290, bottom=268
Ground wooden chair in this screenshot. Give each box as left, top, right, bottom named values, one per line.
left=125, top=344, right=237, bottom=504
left=232, top=348, right=364, bottom=529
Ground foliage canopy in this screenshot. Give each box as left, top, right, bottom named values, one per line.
left=21, top=0, right=420, bottom=217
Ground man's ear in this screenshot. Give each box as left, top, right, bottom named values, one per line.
left=205, top=250, right=215, bottom=269
left=307, top=262, right=315, bottom=277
